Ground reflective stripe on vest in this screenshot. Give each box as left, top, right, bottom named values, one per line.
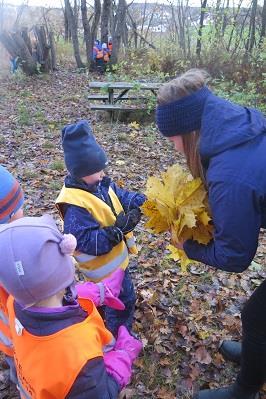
left=77, top=246, right=128, bottom=280
left=0, top=309, right=9, bottom=325
left=0, top=330, right=12, bottom=348
left=103, top=336, right=116, bottom=353
left=126, top=236, right=136, bottom=249
left=8, top=296, right=114, bottom=399
left=17, top=378, right=32, bottom=399
left=75, top=253, right=97, bottom=263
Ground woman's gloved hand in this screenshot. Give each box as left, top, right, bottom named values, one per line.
left=76, top=268, right=125, bottom=310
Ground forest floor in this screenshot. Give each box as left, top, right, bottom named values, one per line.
left=0, top=68, right=266, bottom=399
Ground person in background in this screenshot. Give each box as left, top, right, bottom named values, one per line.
left=102, top=43, right=110, bottom=66
left=10, top=56, right=19, bottom=73
left=0, top=165, right=24, bottom=384
left=0, top=215, right=142, bottom=399
left=92, top=40, right=104, bottom=74
left=156, top=68, right=266, bottom=399
left=56, top=120, right=145, bottom=336
left=108, top=36, right=113, bottom=57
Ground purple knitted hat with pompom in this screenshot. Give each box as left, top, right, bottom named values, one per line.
left=0, top=215, right=75, bottom=307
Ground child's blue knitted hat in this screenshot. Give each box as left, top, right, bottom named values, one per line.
left=156, top=86, right=212, bottom=136
left=62, top=120, right=108, bottom=178
left=0, top=166, right=24, bottom=224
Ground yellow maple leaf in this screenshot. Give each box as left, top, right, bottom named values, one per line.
left=129, top=121, right=140, bottom=130
left=142, top=164, right=213, bottom=271
left=167, top=245, right=192, bottom=272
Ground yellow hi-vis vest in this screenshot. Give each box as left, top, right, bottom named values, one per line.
left=56, top=186, right=138, bottom=282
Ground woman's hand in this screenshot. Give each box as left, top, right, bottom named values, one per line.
left=170, top=226, right=185, bottom=249
left=173, top=240, right=184, bottom=250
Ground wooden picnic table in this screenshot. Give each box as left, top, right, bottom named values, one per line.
left=88, top=81, right=161, bottom=111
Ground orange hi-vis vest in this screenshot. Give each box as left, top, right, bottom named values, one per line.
left=93, top=46, right=103, bottom=59
left=103, top=50, right=110, bottom=62
left=0, top=286, right=13, bottom=357
left=56, top=186, right=138, bottom=282
left=7, top=296, right=114, bottom=399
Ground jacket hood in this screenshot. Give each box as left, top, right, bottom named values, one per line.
left=199, top=94, right=266, bottom=161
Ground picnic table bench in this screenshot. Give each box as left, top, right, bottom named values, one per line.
left=88, top=81, right=161, bottom=118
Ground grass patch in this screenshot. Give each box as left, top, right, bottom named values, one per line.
left=20, top=90, right=31, bottom=98
left=49, top=180, right=62, bottom=191
left=117, top=132, right=131, bottom=142
left=34, top=109, right=46, bottom=123
left=17, top=102, right=31, bottom=126
left=49, top=160, right=65, bottom=171
left=43, top=140, right=54, bottom=149
left=23, top=169, right=38, bottom=179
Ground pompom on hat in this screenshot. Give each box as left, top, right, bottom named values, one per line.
left=0, top=215, right=76, bottom=307
left=156, top=86, right=212, bottom=136
left=0, top=165, right=24, bottom=224
left=62, top=120, right=108, bottom=178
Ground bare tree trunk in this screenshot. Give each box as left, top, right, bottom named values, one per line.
left=101, top=0, right=112, bottom=43
left=232, top=9, right=250, bottom=56
left=21, top=27, right=32, bottom=54
left=246, top=0, right=258, bottom=53
left=64, top=0, right=84, bottom=68
left=74, top=0, right=79, bottom=27
left=144, top=5, right=156, bottom=43
left=222, top=0, right=230, bottom=35
left=81, top=0, right=90, bottom=64
left=64, top=8, right=71, bottom=41
left=196, top=0, right=208, bottom=59
left=90, top=0, right=101, bottom=65
left=226, top=0, right=243, bottom=51
left=214, top=0, right=222, bottom=38
left=177, top=0, right=187, bottom=55
left=49, top=31, right=57, bottom=70
left=111, top=0, right=127, bottom=64
left=139, top=0, right=147, bottom=47
left=127, top=10, right=156, bottom=50
left=34, top=25, right=52, bottom=72
left=127, top=10, right=138, bottom=48
left=259, top=0, right=266, bottom=45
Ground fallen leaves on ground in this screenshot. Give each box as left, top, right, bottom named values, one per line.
left=1, top=69, right=266, bottom=398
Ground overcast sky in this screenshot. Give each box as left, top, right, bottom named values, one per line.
left=6, top=0, right=262, bottom=7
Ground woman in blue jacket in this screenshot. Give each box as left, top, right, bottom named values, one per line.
left=156, top=69, right=266, bottom=399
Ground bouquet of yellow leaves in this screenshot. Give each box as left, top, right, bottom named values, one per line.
left=141, top=164, right=213, bottom=271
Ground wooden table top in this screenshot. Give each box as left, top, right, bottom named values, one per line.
left=89, top=81, right=161, bottom=90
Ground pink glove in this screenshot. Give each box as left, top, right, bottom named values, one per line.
left=76, top=268, right=125, bottom=310
left=104, top=326, right=142, bottom=388
left=115, top=326, right=142, bottom=361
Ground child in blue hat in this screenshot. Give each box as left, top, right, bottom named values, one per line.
left=56, top=120, right=145, bottom=336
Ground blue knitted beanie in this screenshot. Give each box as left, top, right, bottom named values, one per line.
left=156, top=86, right=212, bottom=136
left=62, top=120, right=108, bottom=178
left=0, top=166, right=24, bottom=224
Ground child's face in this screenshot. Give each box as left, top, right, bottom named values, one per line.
left=168, top=135, right=184, bottom=154
left=82, top=170, right=105, bottom=185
